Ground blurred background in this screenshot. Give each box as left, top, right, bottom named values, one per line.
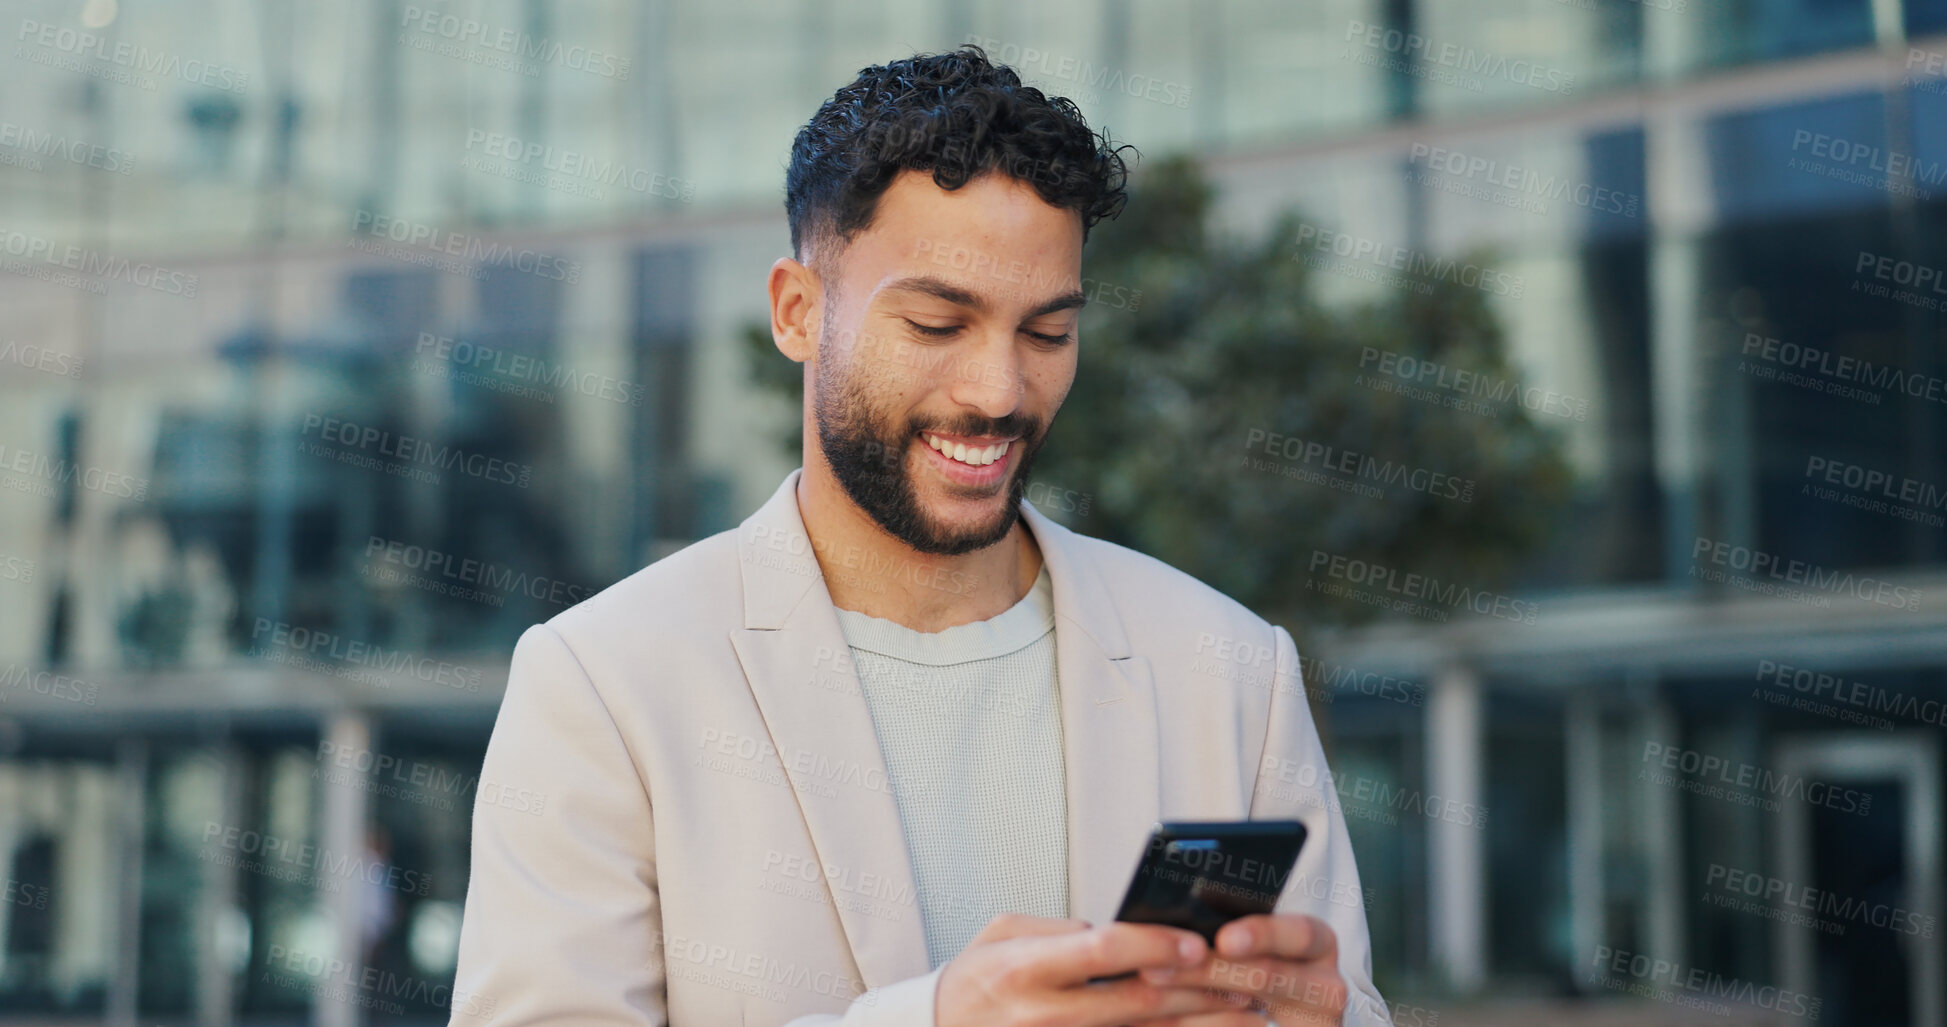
left=1, top=0, right=1944, bottom=1024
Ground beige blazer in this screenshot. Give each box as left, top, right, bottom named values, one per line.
left=449, top=469, right=1393, bottom=1026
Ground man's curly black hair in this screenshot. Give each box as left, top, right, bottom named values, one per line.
left=785, top=45, right=1134, bottom=265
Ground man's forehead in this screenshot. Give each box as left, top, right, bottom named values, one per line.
left=844, top=181, right=1098, bottom=315
left=885, top=270, right=1085, bottom=315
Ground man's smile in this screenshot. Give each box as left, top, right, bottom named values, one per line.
left=921, top=430, right=1016, bottom=466
left=917, top=429, right=1017, bottom=487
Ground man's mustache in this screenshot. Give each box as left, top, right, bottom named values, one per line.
left=911, top=415, right=1039, bottom=441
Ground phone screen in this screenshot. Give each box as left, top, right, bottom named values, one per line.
left=1112, top=820, right=1308, bottom=945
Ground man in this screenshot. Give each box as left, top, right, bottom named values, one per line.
left=450, top=46, right=1392, bottom=1026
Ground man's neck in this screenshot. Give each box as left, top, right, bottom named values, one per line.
left=796, top=470, right=1043, bottom=633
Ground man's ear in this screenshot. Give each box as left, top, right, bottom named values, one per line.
left=768, top=256, right=822, bottom=364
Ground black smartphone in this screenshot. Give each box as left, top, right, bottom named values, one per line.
left=1087, top=820, right=1308, bottom=984
left=1115, top=819, right=1309, bottom=943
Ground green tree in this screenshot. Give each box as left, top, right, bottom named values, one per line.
left=740, top=155, right=1570, bottom=634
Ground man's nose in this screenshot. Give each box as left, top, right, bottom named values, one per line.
left=946, top=332, right=1028, bottom=418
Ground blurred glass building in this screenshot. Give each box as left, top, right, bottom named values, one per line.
left=1, top=0, right=1943, bottom=1024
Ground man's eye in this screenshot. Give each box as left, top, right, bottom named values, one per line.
left=1026, top=330, right=1073, bottom=345
left=904, top=319, right=959, bottom=338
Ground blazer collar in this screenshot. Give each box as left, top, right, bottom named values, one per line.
left=733, top=468, right=825, bottom=630
left=727, top=469, right=1159, bottom=988
left=734, top=468, right=1132, bottom=659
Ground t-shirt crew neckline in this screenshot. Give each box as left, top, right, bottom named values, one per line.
left=831, top=564, right=1054, bottom=666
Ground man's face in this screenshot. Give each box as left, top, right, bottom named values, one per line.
left=809, top=168, right=1085, bottom=556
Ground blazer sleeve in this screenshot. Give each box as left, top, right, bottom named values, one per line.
left=779, top=968, right=945, bottom=1026
left=1250, top=624, right=1396, bottom=1027
left=448, top=622, right=667, bottom=1025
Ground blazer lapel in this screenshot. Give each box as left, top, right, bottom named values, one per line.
left=726, top=470, right=1161, bottom=987
left=727, top=470, right=931, bottom=990
left=1018, top=500, right=1164, bottom=928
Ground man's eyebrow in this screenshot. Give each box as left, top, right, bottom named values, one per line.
left=1025, top=290, right=1089, bottom=319
left=881, top=275, right=991, bottom=313
left=881, top=274, right=1089, bottom=319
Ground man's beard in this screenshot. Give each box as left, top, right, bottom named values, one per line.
left=813, top=334, right=1045, bottom=557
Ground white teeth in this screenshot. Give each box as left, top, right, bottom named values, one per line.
left=923, top=433, right=1012, bottom=467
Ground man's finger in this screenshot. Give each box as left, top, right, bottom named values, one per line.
left=1261, top=979, right=1352, bottom=1027
left=1141, top=1010, right=1267, bottom=1027
left=1141, top=954, right=1284, bottom=991
left=969, top=912, right=1091, bottom=945
left=1052, top=976, right=1249, bottom=1025
left=1041, top=922, right=1206, bottom=985
left=1216, top=913, right=1337, bottom=962
left=1143, top=957, right=1350, bottom=1026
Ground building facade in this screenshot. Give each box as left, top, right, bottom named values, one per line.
left=1, top=0, right=1943, bottom=1023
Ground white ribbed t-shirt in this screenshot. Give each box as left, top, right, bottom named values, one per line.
left=832, top=564, right=1069, bottom=969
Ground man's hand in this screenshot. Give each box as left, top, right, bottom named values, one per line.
left=1136, top=914, right=1348, bottom=1026
left=934, top=913, right=1257, bottom=1027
